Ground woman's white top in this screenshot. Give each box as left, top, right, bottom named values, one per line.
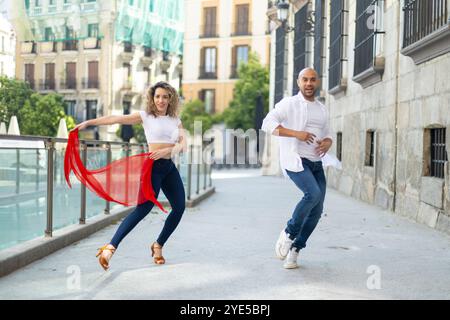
left=139, top=110, right=181, bottom=144
left=261, top=92, right=340, bottom=175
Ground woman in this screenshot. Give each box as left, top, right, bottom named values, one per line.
left=73, top=81, right=187, bottom=270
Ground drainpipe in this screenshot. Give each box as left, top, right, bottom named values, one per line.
left=393, top=1, right=401, bottom=213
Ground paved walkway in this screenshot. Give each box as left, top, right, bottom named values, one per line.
left=0, top=169, right=450, bottom=299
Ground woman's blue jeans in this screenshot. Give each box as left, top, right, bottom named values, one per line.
left=110, top=158, right=186, bottom=249
left=285, top=158, right=327, bottom=251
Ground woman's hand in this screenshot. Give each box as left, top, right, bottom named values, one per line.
left=149, top=147, right=172, bottom=160
left=71, top=121, right=90, bottom=132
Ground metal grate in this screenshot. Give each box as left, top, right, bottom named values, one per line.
left=403, top=0, right=448, bottom=48
left=430, top=128, right=447, bottom=179
left=314, top=0, right=326, bottom=96
left=354, top=0, right=384, bottom=76
left=328, top=0, right=347, bottom=90
left=292, top=5, right=309, bottom=95
left=274, top=27, right=285, bottom=105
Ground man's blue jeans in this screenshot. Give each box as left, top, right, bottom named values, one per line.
left=285, top=158, right=326, bottom=251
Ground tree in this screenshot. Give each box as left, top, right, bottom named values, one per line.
left=18, top=93, right=75, bottom=136
left=0, top=76, right=33, bottom=126
left=222, top=52, right=269, bottom=130
left=180, top=99, right=217, bottom=134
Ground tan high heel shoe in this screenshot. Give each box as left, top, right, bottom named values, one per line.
left=96, top=244, right=116, bottom=271
left=150, top=242, right=165, bottom=265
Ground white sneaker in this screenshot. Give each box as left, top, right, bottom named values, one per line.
left=283, top=248, right=299, bottom=269
left=275, top=230, right=293, bottom=260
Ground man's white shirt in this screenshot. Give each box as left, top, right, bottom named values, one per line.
left=261, top=92, right=340, bottom=174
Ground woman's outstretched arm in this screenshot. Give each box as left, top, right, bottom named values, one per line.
left=72, top=112, right=142, bottom=131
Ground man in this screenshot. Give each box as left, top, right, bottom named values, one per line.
left=261, top=67, right=334, bottom=269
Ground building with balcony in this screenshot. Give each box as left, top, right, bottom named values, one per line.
left=11, top=0, right=184, bottom=141
left=0, top=12, right=16, bottom=78
left=182, top=0, right=271, bottom=115
left=265, top=0, right=450, bottom=233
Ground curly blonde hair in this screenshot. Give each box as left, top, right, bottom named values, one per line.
left=146, top=81, right=179, bottom=117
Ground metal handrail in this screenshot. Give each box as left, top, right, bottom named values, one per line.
left=0, top=135, right=214, bottom=246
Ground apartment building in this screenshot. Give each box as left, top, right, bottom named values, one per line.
left=182, top=0, right=271, bottom=114
left=11, top=0, right=184, bottom=141
left=0, top=15, right=15, bottom=78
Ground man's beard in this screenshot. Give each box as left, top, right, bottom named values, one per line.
left=301, top=87, right=317, bottom=98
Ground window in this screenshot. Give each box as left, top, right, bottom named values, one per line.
left=274, top=27, right=285, bottom=105
left=65, top=100, right=76, bottom=118
left=87, top=61, right=99, bottom=89
left=128, top=0, right=134, bottom=6
left=401, top=0, right=449, bottom=64
left=65, top=62, right=76, bottom=89
left=337, top=132, right=342, bottom=161
left=313, top=0, right=326, bottom=97
left=86, top=100, right=97, bottom=120
left=233, top=4, right=250, bottom=36
left=149, top=0, right=155, bottom=12
left=365, top=130, right=375, bottom=167
left=144, top=67, right=151, bottom=87
left=328, top=0, right=348, bottom=92
left=63, top=27, right=78, bottom=50
left=424, top=128, right=448, bottom=179
left=0, top=61, right=4, bottom=76
left=403, top=0, right=448, bottom=47
left=199, top=47, right=217, bottom=79
left=25, top=64, right=35, bottom=89
left=1, top=36, right=4, bottom=53
left=88, top=24, right=99, bottom=38
left=44, top=27, right=55, bottom=41
left=202, top=7, right=217, bottom=38
left=199, top=89, right=215, bottom=114
left=293, top=4, right=312, bottom=95
left=44, top=63, right=55, bottom=90
left=353, top=0, right=385, bottom=86
left=231, top=45, right=249, bottom=78
left=35, top=0, right=40, bottom=6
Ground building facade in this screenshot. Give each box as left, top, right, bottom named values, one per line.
left=182, top=0, right=271, bottom=115
left=11, top=0, right=184, bottom=141
left=266, top=0, right=450, bottom=233
left=0, top=15, right=15, bottom=78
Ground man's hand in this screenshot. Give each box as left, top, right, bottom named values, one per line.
left=295, top=131, right=316, bottom=145
left=149, top=148, right=172, bottom=160
left=316, top=138, right=332, bottom=157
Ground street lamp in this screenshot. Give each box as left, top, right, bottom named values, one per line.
left=276, top=0, right=294, bottom=33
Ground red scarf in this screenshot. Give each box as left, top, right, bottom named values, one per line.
left=64, top=129, right=167, bottom=213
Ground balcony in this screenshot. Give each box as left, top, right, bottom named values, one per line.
left=160, top=55, right=172, bottom=73
left=47, top=5, right=57, bottom=14
left=63, top=40, right=78, bottom=51
left=21, top=42, right=37, bottom=55
left=38, top=79, right=56, bottom=91
left=200, top=25, right=218, bottom=38
left=40, top=42, right=57, bottom=53
left=81, top=78, right=99, bottom=90
left=81, top=1, right=98, bottom=12
left=231, top=22, right=252, bottom=36
left=60, top=79, right=77, bottom=90
left=84, top=38, right=101, bottom=50
left=199, top=67, right=217, bottom=79
left=119, top=42, right=134, bottom=62
left=140, top=46, right=153, bottom=65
